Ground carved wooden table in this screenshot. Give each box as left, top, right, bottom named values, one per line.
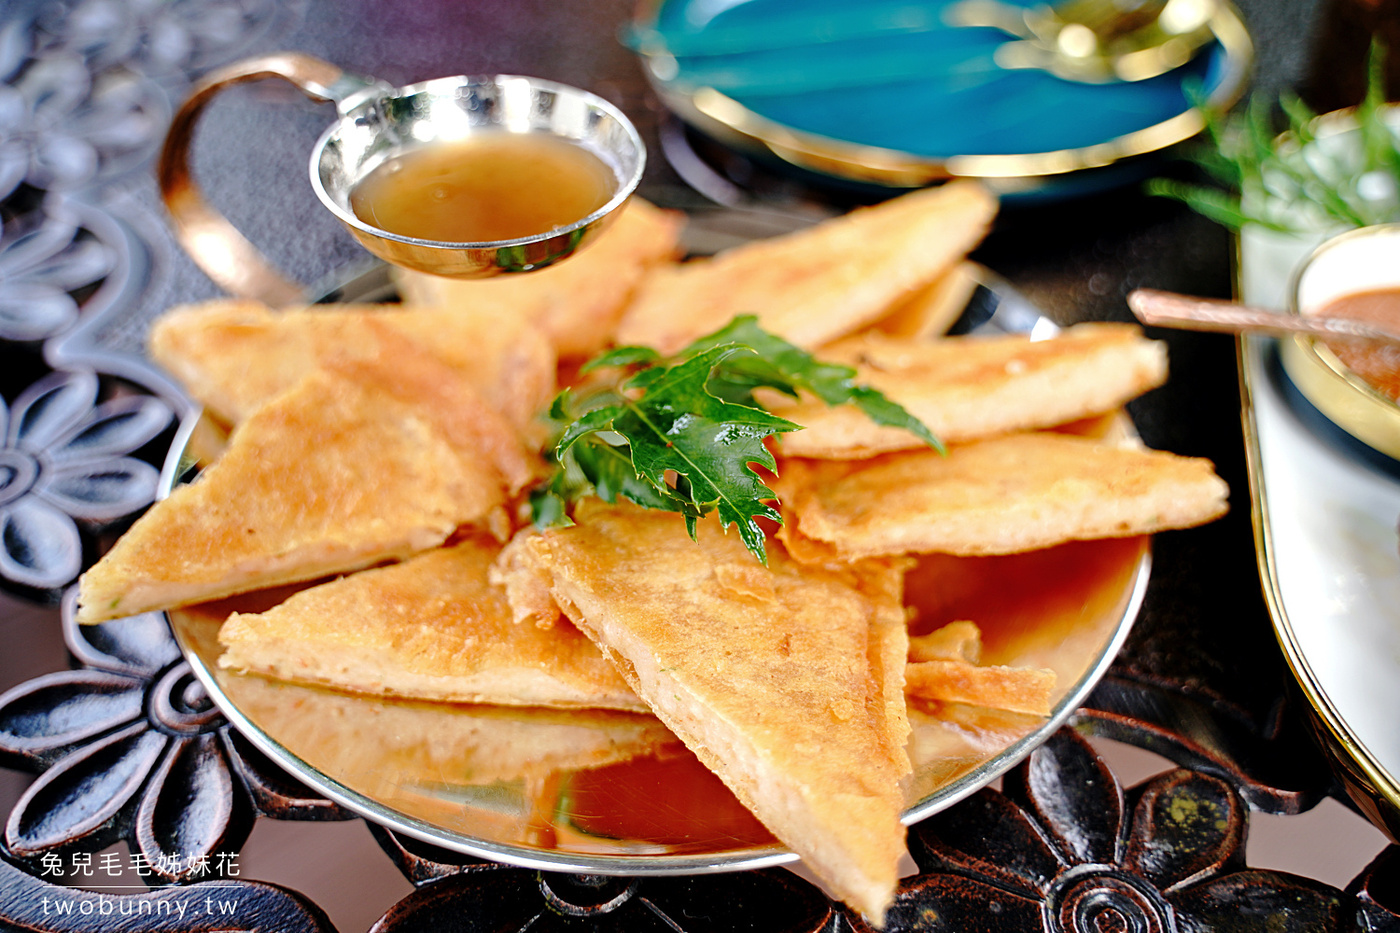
left=3, top=0, right=1398, bottom=929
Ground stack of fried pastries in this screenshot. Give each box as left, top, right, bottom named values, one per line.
left=77, top=183, right=1229, bottom=926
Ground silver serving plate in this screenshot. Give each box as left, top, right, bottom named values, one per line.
left=165, top=238, right=1149, bottom=874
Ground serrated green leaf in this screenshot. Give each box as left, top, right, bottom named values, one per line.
left=529, top=486, right=574, bottom=529
left=582, top=345, right=663, bottom=372
left=849, top=386, right=942, bottom=452
left=557, top=406, right=626, bottom=453
left=570, top=436, right=690, bottom=513
left=686, top=315, right=855, bottom=404
left=612, top=345, right=797, bottom=528
left=689, top=315, right=939, bottom=450
left=547, top=389, right=574, bottom=422
left=531, top=315, right=936, bottom=562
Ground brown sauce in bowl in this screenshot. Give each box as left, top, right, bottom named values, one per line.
left=1314, top=287, right=1400, bottom=402
left=349, top=134, right=615, bottom=243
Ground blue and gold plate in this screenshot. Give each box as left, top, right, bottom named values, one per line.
left=628, top=0, right=1252, bottom=197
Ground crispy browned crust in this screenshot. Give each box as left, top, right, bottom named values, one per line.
left=861, top=260, right=981, bottom=342
left=148, top=299, right=557, bottom=434
left=395, top=198, right=685, bottom=358
left=220, top=673, right=676, bottom=789
left=218, top=537, right=646, bottom=712
left=905, top=659, right=1057, bottom=717
left=773, top=324, right=1168, bottom=459
left=776, top=432, right=1229, bottom=560
left=502, top=502, right=910, bottom=924
left=616, top=181, right=997, bottom=354
left=908, top=620, right=983, bottom=663
left=320, top=323, right=538, bottom=494
left=76, top=360, right=519, bottom=624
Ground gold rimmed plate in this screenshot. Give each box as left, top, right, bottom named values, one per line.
left=1237, top=225, right=1400, bottom=842
left=628, top=0, right=1251, bottom=195
left=1240, top=334, right=1400, bottom=840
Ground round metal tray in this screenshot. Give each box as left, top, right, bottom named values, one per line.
left=167, top=258, right=1150, bottom=874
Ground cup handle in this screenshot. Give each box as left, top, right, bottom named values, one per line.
left=157, top=52, right=387, bottom=306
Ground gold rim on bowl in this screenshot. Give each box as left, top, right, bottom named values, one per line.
left=1278, top=222, right=1400, bottom=461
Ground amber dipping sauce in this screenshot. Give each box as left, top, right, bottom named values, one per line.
left=349, top=134, right=615, bottom=243
left=1315, top=287, right=1400, bottom=402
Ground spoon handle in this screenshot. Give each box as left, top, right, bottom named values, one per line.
left=1127, top=288, right=1400, bottom=346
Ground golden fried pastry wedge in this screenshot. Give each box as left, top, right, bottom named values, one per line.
left=907, top=619, right=983, bottom=664
left=149, top=300, right=556, bottom=434
left=904, top=621, right=1055, bottom=716
left=772, top=324, right=1168, bottom=459
left=319, top=330, right=537, bottom=494
left=395, top=198, right=684, bottom=358
left=499, top=502, right=911, bottom=925
left=776, top=432, right=1229, bottom=561
left=616, top=181, right=997, bottom=354
left=221, top=674, right=677, bottom=794
left=76, top=358, right=525, bottom=624
left=862, top=260, right=980, bottom=342
left=905, top=659, right=1057, bottom=717
left=218, top=536, right=646, bottom=712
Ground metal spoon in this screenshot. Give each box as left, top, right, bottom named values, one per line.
left=945, top=0, right=1221, bottom=83
left=1127, top=288, right=1400, bottom=346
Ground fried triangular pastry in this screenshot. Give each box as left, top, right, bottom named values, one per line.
left=221, top=673, right=677, bottom=793
left=218, top=536, right=646, bottom=712
left=149, top=300, right=556, bottom=434
left=395, top=197, right=685, bottom=358
left=77, top=353, right=529, bottom=624
left=772, top=323, right=1168, bottom=459
left=776, top=432, right=1229, bottom=561
left=616, top=181, right=996, bottom=354
left=499, top=502, right=911, bottom=924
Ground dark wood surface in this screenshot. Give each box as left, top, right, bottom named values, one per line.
left=3, top=0, right=1397, bottom=929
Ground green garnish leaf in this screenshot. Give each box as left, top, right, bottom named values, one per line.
left=581, top=345, right=663, bottom=371
left=532, top=315, right=937, bottom=562
left=690, top=316, right=943, bottom=451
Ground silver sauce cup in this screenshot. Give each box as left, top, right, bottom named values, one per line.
left=159, top=53, right=646, bottom=305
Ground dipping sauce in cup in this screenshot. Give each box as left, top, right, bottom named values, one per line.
left=159, top=54, right=646, bottom=303
left=1281, top=223, right=1400, bottom=460
left=1311, top=287, right=1400, bottom=402
left=348, top=134, right=616, bottom=244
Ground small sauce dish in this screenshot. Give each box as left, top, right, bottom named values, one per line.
left=1280, top=223, right=1400, bottom=461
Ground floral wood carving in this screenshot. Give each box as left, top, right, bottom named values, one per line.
left=0, top=369, right=171, bottom=594
left=885, top=728, right=1357, bottom=933
left=364, top=730, right=1400, bottom=933
left=0, top=595, right=347, bottom=885
left=0, top=197, right=117, bottom=342
left=1080, top=672, right=1340, bottom=817
left=368, top=825, right=838, bottom=932
left=1351, top=846, right=1400, bottom=932
left=371, top=862, right=837, bottom=933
